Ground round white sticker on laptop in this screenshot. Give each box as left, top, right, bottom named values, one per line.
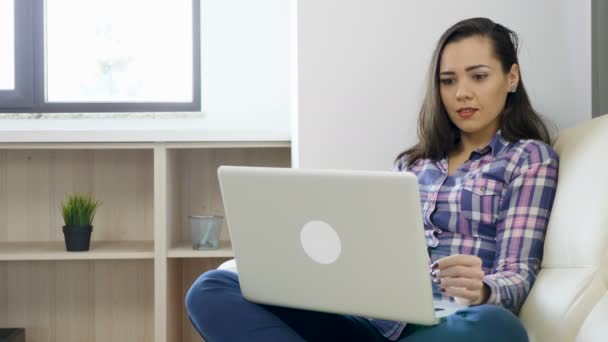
left=300, top=220, right=342, bottom=264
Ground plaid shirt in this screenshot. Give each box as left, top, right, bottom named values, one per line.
left=368, top=131, right=559, bottom=340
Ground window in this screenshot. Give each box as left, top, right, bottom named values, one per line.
left=0, top=0, right=32, bottom=108
left=0, top=0, right=200, bottom=113
left=0, top=0, right=15, bottom=91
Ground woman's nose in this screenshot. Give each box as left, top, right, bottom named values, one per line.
left=455, top=84, right=473, bottom=101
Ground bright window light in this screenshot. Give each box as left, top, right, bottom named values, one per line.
left=45, top=0, right=193, bottom=103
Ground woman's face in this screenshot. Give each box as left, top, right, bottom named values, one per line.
left=438, top=36, right=519, bottom=139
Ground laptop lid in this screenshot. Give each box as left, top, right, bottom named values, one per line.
left=217, top=166, right=438, bottom=325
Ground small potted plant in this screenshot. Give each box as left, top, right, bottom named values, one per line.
left=61, top=193, right=102, bottom=252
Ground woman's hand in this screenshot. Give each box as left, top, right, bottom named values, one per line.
left=431, top=254, right=490, bottom=306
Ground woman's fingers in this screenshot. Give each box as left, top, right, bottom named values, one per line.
left=432, top=254, right=482, bottom=269
left=433, top=265, right=484, bottom=280
left=435, top=276, right=483, bottom=291
left=431, top=254, right=488, bottom=305
left=442, top=287, right=480, bottom=301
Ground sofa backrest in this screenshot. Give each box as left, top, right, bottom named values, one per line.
left=519, top=114, right=608, bottom=342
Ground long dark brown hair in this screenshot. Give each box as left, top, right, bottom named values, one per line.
left=397, top=17, right=553, bottom=167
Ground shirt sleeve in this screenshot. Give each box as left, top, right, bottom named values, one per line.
left=482, top=142, right=559, bottom=314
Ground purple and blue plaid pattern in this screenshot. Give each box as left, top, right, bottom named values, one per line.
left=368, top=131, right=559, bottom=340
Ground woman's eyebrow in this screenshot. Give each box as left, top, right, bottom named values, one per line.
left=439, top=64, right=492, bottom=76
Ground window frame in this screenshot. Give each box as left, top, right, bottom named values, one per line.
left=0, top=0, right=34, bottom=109
left=0, top=0, right=201, bottom=113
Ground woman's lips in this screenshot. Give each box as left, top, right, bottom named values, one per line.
left=457, top=108, right=478, bottom=118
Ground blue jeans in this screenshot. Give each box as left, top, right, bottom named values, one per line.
left=185, top=270, right=528, bottom=342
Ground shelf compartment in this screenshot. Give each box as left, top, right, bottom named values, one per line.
left=165, top=147, right=291, bottom=252
left=0, top=148, right=155, bottom=243
left=166, top=257, right=233, bottom=342
left=0, top=259, right=154, bottom=342
left=0, top=240, right=154, bottom=261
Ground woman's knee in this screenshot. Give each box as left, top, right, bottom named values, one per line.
left=449, top=305, right=528, bottom=342
left=185, top=269, right=239, bottom=315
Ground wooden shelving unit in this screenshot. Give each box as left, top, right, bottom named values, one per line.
left=0, top=141, right=291, bottom=342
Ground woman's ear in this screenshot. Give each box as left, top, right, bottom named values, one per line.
left=508, top=64, right=520, bottom=92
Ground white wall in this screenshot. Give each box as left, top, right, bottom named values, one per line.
left=200, top=0, right=290, bottom=136
left=294, top=0, right=592, bottom=170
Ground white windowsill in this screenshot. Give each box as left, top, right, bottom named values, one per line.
left=0, top=112, right=291, bottom=143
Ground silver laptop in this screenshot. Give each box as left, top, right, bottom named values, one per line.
left=217, top=166, right=463, bottom=325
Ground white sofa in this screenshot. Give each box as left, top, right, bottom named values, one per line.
left=517, top=114, right=608, bottom=342
left=218, top=114, right=608, bottom=342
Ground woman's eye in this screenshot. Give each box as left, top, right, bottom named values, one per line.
left=440, top=79, right=454, bottom=86
left=473, top=74, right=487, bottom=80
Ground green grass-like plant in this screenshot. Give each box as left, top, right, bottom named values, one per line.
left=61, top=193, right=102, bottom=227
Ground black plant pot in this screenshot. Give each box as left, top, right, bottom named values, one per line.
left=63, top=225, right=93, bottom=251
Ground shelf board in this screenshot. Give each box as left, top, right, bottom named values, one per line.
left=168, top=240, right=233, bottom=258
left=165, top=141, right=291, bottom=149
left=0, top=241, right=154, bottom=261
left=0, top=142, right=154, bottom=149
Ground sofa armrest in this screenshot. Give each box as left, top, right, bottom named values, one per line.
left=218, top=259, right=238, bottom=273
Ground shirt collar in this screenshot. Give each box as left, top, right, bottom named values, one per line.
left=436, top=130, right=509, bottom=173
left=473, top=129, right=509, bottom=158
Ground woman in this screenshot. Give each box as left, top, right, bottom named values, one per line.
left=185, top=17, right=559, bottom=342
